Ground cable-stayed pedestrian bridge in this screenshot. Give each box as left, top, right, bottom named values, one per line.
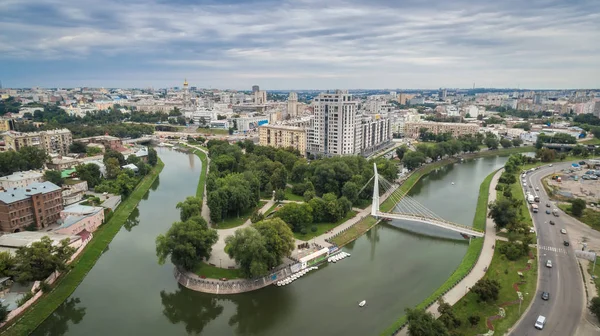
left=368, top=163, right=484, bottom=238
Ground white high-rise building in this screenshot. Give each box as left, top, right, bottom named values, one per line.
left=286, top=92, right=298, bottom=119
left=307, top=90, right=361, bottom=156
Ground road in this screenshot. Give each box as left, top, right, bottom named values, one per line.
left=510, top=162, right=586, bottom=335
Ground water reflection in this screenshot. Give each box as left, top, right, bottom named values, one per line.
left=227, top=288, right=294, bottom=335
left=150, top=175, right=160, bottom=191
left=31, top=298, right=86, bottom=336
left=366, top=226, right=380, bottom=261
left=160, top=286, right=223, bottom=335
left=123, top=208, right=140, bottom=232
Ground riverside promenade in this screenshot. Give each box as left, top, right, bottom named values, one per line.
left=395, top=168, right=502, bottom=335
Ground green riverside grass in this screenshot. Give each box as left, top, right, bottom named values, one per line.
left=194, top=261, right=243, bottom=279
left=294, top=211, right=358, bottom=241
left=1, top=159, right=165, bottom=336
left=380, top=169, right=497, bottom=335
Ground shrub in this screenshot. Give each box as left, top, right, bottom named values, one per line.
left=17, top=292, right=34, bottom=307
left=468, top=315, right=480, bottom=327
left=310, top=225, right=318, bottom=232
left=300, top=227, right=308, bottom=235
left=39, top=281, right=52, bottom=293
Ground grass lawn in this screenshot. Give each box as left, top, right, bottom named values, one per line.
left=192, top=149, right=208, bottom=202
left=0, top=159, right=165, bottom=336
left=381, top=169, right=496, bottom=335
left=588, top=260, right=600, bottom=293
left=451, top=241, right=538, bottom=335
left=294, top=211, right=358, bottom=241
left=581, top=137, right=600, bottom=145
left=354, top=199, right=371, bottom=209
left=197, top=127, right=229, bottom=135
left=330, top=216, right=378, bottom=247
left=214, top=201, right=267, bottom=229
left=284, top=187, right=304, bottom=201
left=557, top=203, right=600, bottom=232
left=194, top=262, right=242, bottom=279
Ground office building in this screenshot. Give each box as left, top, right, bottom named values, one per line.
left=3, top=129, right=73, bottom=155
left=0, top=181, right=63, bottom=232
left=439, top=88, right=447, bottom=100
left=259, top=125, right=307, bottom=156
left=403, top=121, right=479, bottom=139
left=307, top=90, right=361, bottom=156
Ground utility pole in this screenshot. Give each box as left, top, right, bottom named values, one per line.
left=593, top=253, right=597, bottom=273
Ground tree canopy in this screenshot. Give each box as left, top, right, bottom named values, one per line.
left=44, top=170, right=64, bottom=186
left=0, top=146, right=49, bottom=177
left=225, top=227, right=272, bottom=278
left=13, top=236, right=76, bottom=283
left=176, top=196, right=202, bottom=221
left=405, top=308, right=449, bottom=336
left=75, top=163, right=102, bottom=188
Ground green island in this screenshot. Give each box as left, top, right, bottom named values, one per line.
left=0, top=159, right=164, bottom=336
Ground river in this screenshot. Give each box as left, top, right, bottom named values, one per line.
left=32, top=150, right=508, bottom=336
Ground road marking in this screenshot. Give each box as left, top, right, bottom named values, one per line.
left=538, top=245, right=566, bottom=254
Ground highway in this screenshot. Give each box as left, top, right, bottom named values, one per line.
left=509, top=162, right=586, bottom=335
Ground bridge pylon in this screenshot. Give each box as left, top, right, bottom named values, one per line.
left=371, top=163, right=379, bottom=217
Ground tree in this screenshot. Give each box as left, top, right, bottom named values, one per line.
left=155, top=217, right=218, bottom=271
left=571, top=198, right=586, bottom=217
left=253, top=218, right=295, bottom=267
left=405, top=308, right=449, bottom=336
left=468, top=315, right=480, bottom=327
left=250, top=210, right=264, bottom=223
left=437, top=298, right=461, bottom=329
left=484, top=134, right=499, bottom=150
left=103, top=149, right=126, bottom=166
left=396, top=145, right=409, bottom=160
left=44, top=170, right=64, bottom=186
left=342, top=181, right=360, bottom=205
left=69, top=142, right=87, bottom=153
left=0, top=303, right=7, bottom=323
left=270, top=168, right=288, bottom=190
left=500, top=138, right=513, bottom=148
left=14, top=236, right=76, bottom=283
left=590, top=297, right=600, bottom=320
left=105, top=157, right=121, bottom=180
left=0, top=251, right=15, bottom=278
left=274, top=189, right=285, bottom=202
left=18, top=146, right=49, bottom=170
left=488, top=198, right=519, bottom=230
left=512, top=138, right=523, bottom=147
left=75, top=163, right=102, bottom=188
left=176, top=196, right=202, bottom=221
left=276, top=203, right=313, bottom=232
left=225, top=227, right=271, bottom=278
left=148, top=147, right=158, bottom=166
left=403, top=151, right=426, bottom=170
left=536, top=148, right=556, bottom=162
left=471, top=279, right=501, bottom=302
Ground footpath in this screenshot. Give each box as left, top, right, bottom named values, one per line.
left=396, top=168, right=502, bottom=335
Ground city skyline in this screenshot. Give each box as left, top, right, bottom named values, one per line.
left=1, top=0, right=599, bottom=89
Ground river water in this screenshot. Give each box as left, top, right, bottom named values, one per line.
left=32, top=150, right=508, bottom=336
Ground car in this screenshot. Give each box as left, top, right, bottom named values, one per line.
left=564, top=240, right=570, bottom=246
left=561, top=229, right=567, bottom=234
left=535, top=315, right=547, bottom=330
left=535, top=187, right=539, bottom=191
left=549, top=220, right=555, bottom=225
left=524, top=182, right=527, bottom=187
left=546, top=203, right=551, bottom=207
left=541, top=292, right=550, bottom=300
left=549, top=164, right=553, bottom=167
left=529, top=185, right=533, bottom=188
left=546, top=260, right=553, bottom=268
left=546, top=209, right=551, bottom=214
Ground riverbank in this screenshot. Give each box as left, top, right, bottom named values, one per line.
left=0, top=159, right=165, bottom=336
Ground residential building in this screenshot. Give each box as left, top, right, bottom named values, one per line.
left=61, top=180, right=88, bottom=206
left=76, top=135, right=123, bottom=151
left=397, top=93, right=414, bottom=105
left=359, top=115, right=392, bottom=155
left=0, top=118, right=13, bottom=132
left=403, top=121, right=479, bottom=139
left=0, top=231, right=82, bottom=256
left=3, top=129, right=72, bottom=155
left=0, top=181, right=63, bottom=232
left=259, top=125, right=307, bottom=156
left=308, top=90, right=361, bottom=156
left=286, top=92, right=299, bottom=119
left=439, top=88, right=447, bottom=100
left=463, top=105, right=479, bottom=118
left=0, top=170, right=44, bottom=190
left=46, top=156, right=79, bottom=171
left=55, top=204, right=105, bottom=235
left=232, top=116, right=269, bottom=132
left=254, top=90, right=267, bottom=105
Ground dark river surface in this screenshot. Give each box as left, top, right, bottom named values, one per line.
left=32, top=150, right=508, bottom=336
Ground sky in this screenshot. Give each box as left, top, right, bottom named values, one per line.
left=1, top=0, right=599, bottom=90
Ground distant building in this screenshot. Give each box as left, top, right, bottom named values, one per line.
left=209, top=120, right=230, bottom=129
left=76, top=135, right=123, bottom=151
left=403, top=121, right=479, bottom=139
left=233, top=116, right=269, bottom=132
left=46, top=156, right=79, bottom=171
left=254, top=90, right=267, bottom=105
left=0, top=170, right=44, bottom=190
left=0, top=181, right=63, bottom=232
left=259, top=125, right=307, bottom=156
left=359, top=115, right=392, bottom=156
left=0, top=118, right=13, bottom=132
left=0, top=231, right=83, bottom=256
left=439, top=88, right=447, bottom=100
left=122, top=163, right=139, bottom=175
left=55, top=204, right=105, bottom=235
left=286, top=92, right=299, bottom=119
left=3, top=129, right=72, bottom=155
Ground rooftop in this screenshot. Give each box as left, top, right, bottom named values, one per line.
left=0, top=181, right=61, bottom=204
left=0, top=170, right=44, bottom=182
left=63, top=204, right=104, bottom=215
left=0, top=231, right=80, bottom=248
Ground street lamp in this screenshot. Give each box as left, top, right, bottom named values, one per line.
left=220, top=259, right=222, bottom=268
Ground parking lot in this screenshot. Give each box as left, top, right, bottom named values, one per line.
left=544, top=167, right=600, bottom=204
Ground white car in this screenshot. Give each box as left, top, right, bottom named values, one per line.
left=549, top=164, right=553, bottom=167
left=535, top=187, right=539, bottom=191
left=546, top=260, right=553, bottom=268
left=560, top=229, right=567, bottom=234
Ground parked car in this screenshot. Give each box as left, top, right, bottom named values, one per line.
left=561, top=229, right=567, bottom=234
left=564, top=241, right=570, bottom=246
left=549, top=220, right=555, bottom=225
left=541, top=292, right=550, bottom=300
left=546, top=260, right=553, bottom=268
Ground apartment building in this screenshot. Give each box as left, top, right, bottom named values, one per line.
left=259, top=125, right=307, bottom=156
left=0, top=170, right=44, bottom=190
left=0, top=181, right=64, bottom=232
left=404, top=121, right=479, bottom=139
left=76, top=135, right=123, bottom=151
left=308, top=90, right=361, bottom=156
left=3, top=129, right=72, bottom=155
left=359, top=115, right=392, bottom=155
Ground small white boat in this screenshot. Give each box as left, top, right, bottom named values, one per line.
left=451, top=182, right=455, bottom=185
left=359, top=300, right=366, bottom=307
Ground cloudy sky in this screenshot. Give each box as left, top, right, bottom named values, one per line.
left=1, top=0, right=599, bottom=89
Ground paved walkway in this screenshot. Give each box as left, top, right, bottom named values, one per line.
left=184, top=144, right=212, bottom=221
left=396, top=168, right=502, bottom=335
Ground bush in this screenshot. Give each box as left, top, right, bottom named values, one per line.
left=0, top=304, right=8, bottom=323
left=17, top=292, right=34, bottom=307
left=591, top=297, right=600, bottom=320
left=39, top=281, right=52, bottom=293
left=468, top=315, right=480, bottom=327
left=310, top=225, right=318, bottom=232
left=300, top=227, right=308, bottom=235
left=471, top=279, right=500, bottom=302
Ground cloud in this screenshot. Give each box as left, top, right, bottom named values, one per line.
left=0, top=0, right=599, bottom=88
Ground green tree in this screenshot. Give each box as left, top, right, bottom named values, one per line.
left=156, top=217, right=218, bottom=271
left=590, top=297, right=600, bottom=320
left=395, top=145, right=409, bottom=160
left=571, top=198, right=586, bottom=217
left=437, top=298, right=461, bottom=329
left=225, top=227, right=271, bottom=278
left=103, top=149, right=126, bottom=166
left=105, top=157, right=122, bottom=179
left=44, top=170, right=64, bottom=186
left=0, top=304, right=7, bottom=323
left=274, top=189, right=285, bottom=202
left=176, top=196, right=202, bottom=221
left=275, top=202, right=313, bottom=232
left=253, top=218, right=295, bottom=267
left=488, top=198, right=519, bottom=230
left=405, top=308, right=449, bottom=336
left=148, top=147, right=158, bottom=166
left=536, top=148, right=556, bottom=162
left=500, top=138, right=513, bottom=148
left=126, top=154, right=141, bottom=165
left=512, top=138, right=523, bottom=147
left=0, top=251, right=15, bottom=278
left=69, top=141, right=87, bottom=153
left=484, top=133, right=499, bottom=149
left=18, top=146, right=49, bottom=170
left=471, top=279, right=501, bottom=302
left=14, top=236, right=76, bottom=283
left=341, top=181, right=359, bottom=205
left=75, top=163, right=102, bottom=188
left=270, top=168, right=288, bottom=190
left=250, top=210, right=264, bottom=223
left=303, top=190, right=316, bottom=202
left=402, top=151, right=426, bottom=170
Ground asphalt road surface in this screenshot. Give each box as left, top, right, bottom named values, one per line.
left=509, top=162, right=585, bottom=335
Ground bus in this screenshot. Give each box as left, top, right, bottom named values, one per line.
left=531, top=204, right=539, bottom=213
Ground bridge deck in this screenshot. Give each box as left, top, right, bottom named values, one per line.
left=376, top=212, right=484, bottom=237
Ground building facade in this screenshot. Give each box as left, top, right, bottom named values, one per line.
left=308, top=90, right=361, bottom=156
left=55, top=204, right=105, bottom=235
left=3, top=129, right=72, bottom=155
left=0, top=181, right=63, bottom=232
left=259, top=125, right=307, bottom=156
left=359, top=115, right=392, bottom=155
left=0, top=170, right=44, bottom=190
left=403, top=121, right=479, bottom=139
left=76, top=135, right=123, bottom=151
left=286, top=92, right=299, bottom=119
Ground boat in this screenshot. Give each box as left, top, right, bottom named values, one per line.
left=451, top=182, right=455, bottom=185
left=359, top=300, right=366, bottom=307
